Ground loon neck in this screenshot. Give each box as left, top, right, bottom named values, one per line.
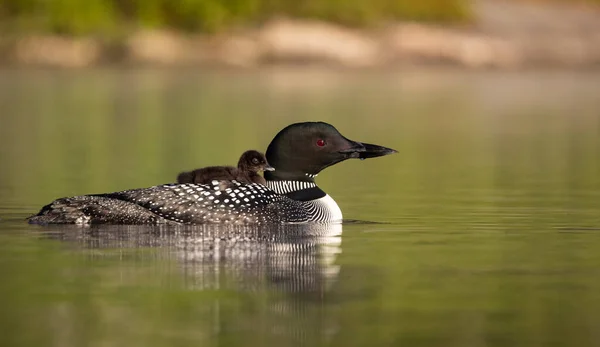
left=264, top=170, right=317, bottom=182
left=265, top=180, right=326, bottom=202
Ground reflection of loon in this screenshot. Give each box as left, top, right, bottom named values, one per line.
left=45, top=223, right=343, bottom=343
left=179, top=224, right=342, bottom=294
left=49, top=223, right=343, bottom=294
left=29, top=122, right=396, bottom=225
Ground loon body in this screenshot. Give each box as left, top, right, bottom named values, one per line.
left=177, top=150, right=274, bottom=186
left=29, top=122, right=396, bottom=225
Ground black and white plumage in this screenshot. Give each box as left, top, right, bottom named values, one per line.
left=29, top=122, right=396, bottom=225
left=31, top=180, right=339, bottom=225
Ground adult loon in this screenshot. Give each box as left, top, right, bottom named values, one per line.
left=177, top=150, right=274, bottom=186
left=28, top=122, right=396, bottom=225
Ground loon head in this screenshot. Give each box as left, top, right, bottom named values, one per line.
left=265, top=122, right=397, bottom=181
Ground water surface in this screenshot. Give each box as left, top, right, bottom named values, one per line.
left=0, top=68, right=599, bottom=347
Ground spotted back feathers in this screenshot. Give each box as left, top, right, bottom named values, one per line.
left=95, top=180, right=312, bottom=224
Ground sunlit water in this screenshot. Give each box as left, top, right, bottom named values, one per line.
left=0, top=68, right=599, bottom=347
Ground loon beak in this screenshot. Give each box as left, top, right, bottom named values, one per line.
left=263, top=164, right=276, bottom=171
left=339, top=140, right=398, bottom=159
left=356, top=142, right=398, bottom=159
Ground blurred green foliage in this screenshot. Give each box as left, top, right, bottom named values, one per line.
left=0, top=0, right=470, bottom=35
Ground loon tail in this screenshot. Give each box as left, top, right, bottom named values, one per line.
left=27, top=195, right=170, bottom=225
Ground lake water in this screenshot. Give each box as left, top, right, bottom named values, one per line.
left=0, top=68, right=599, bottom=347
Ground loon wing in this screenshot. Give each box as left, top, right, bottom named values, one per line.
left=28, top=181, right=309, bottom=225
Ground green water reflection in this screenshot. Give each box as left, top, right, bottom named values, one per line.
left=0, top=68, right=599, bottom=346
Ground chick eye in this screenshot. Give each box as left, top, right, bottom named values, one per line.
left=316, top=139, right=326, bottom=147
left=252, top=158, right=259, bottom=164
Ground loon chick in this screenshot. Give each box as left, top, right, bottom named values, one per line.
left=28, top=122, right=397, bottom=225
left=177, top=150, right=274, bottom=186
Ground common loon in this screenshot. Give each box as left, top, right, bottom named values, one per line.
left=177, top=150, right=274, bottom=186
left=28, top=122, right=396, bottom=225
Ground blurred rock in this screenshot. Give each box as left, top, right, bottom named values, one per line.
left=386, top=23, right=519, bottom=68
left=259, top=19, right=379, bottom=67
left=13, top=36, right=100, bottom=68
left=126, top=30, right=188, bottom=65
left=217, top=35, right=261, bottom=67
left=475, top=0, right=600, bottom=67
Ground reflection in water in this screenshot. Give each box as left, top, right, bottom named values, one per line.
left=0, top=222, right=341, bottom=346
left=29, top=224, right=344, bottom=345
left=41, top=223, right=342, bottom=296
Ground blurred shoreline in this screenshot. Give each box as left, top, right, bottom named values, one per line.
left=2, top=1, right=600, bottom=69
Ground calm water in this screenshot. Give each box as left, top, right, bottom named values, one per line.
left=0, top=68, right=599, bottom=347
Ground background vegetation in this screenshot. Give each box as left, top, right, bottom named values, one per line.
left=0, top=0, right=470, bottom=35
left=1, top=0, right=599, bottom=36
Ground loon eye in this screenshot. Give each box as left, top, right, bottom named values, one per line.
left=316, top=139, right=326, bottom=147
left=252, top=158, right=259, bottom=164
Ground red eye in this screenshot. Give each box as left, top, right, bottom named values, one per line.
left=316, top=139, right=326, bottom=147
